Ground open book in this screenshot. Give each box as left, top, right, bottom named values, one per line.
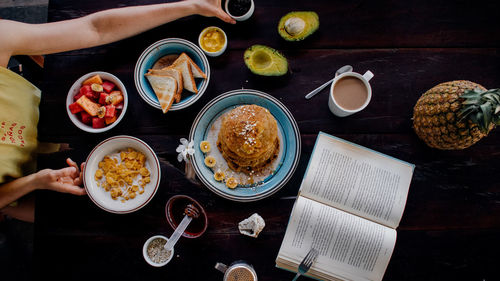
left=276, top=132, right=414, bottom=281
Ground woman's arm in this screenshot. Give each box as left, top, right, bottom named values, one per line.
left=0, top=158, right=85, bottom=209
left=0, top=0, right=234, bottom=67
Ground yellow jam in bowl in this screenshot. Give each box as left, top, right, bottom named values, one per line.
left=200, top=27, right=226, bottom=53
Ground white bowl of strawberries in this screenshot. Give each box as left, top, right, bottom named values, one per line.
left=67, top=71, right=128, bottom=133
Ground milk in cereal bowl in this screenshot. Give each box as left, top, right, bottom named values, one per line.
left=83, top=135, right=161, bottom=214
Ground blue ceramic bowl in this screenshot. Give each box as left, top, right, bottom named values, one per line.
left=189, top=89, right=301, bottom=202
left=134, top=38, right=210, bottom=111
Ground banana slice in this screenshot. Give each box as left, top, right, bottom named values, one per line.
left=204, top=156, right=216, bottom=168
left=91, top=83, right=104, bottom=92
left=226, top=177, right=238, bottom=189
left=214, top=170, right=225, bottom=181
left=97, top=106, right=106, bottom=118
left=200, top=141, right=211, bottom=153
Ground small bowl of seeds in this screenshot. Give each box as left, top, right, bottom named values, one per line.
left=143, top=235, right=174, bottom=267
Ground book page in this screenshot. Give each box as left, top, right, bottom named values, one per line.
left=300, top=132, right=414, bottom=228
left=277, top=196, right=396, bottom=281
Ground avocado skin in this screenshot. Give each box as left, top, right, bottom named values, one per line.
left=244, top=45, right=288, bottom=76
left=278, top=11, right=319, bottom=41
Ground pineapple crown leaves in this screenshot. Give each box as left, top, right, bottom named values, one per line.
left=458, top=88, right=500, bottom=132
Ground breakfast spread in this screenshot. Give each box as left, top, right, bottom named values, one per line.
left=94, top=147, right=150, bottom=202
left=145, top=53, right=206, bottom=113
left=68, top=74, right=124, bottom=128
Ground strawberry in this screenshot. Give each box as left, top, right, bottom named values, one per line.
left=102, top=81, right=116, bottom=93
left=92, top=117, right=106, bottom=129
left=68, top=102, right=84, bottom=114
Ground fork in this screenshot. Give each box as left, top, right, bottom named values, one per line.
left=292, top=248, right=319, bottom=281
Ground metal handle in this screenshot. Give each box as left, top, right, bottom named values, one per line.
left=215, top=262, right=228, bottom=273
left=305, top=78, right=335, bottom=99
left=292, top=272, right=301, bottom=281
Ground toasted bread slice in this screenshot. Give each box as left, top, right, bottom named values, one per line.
left=177, top=53, right=207, bottom=79
left=148, top=68, right=183, bottom=102
left=144, top=74, right=177, bottom=113
left=171, top=59, right=197, bottom=94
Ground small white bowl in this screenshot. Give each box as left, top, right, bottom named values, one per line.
left=66, top=71, right=128, bottom=133
left=198, top=26, right=228, bottom=57
left=225, top=0, right=255, bottom=22
left=83, top=135, right=161, bottom=214
left=143, top=235, right=174, bottom=267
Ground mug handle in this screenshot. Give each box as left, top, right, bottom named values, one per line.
left=363, top=70, right=374, bottom=81
left=215, top=262, right=228, bottom=273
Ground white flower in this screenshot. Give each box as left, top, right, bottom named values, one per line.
left=176, top=138, right=195, bottom=162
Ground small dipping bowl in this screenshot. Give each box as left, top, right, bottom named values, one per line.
left=143, top=235, right=174, bottom=267
left=225, top=0, right=255, bottom=22
left=198, top=26, right=227, bottom=57
left=165, top=195, right=208, bottom=238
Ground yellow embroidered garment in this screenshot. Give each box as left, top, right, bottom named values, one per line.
left=0, top=66, right=41, bottom=184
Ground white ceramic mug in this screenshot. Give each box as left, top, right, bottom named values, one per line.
left=328, top=70, right=374, bottom=117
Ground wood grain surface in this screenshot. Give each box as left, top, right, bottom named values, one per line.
left=34, top=0, right=500, bottom=280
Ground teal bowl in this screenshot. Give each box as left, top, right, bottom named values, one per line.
left=134, top=38, right=210, bottom=111
left=189, top=89, right=301, bottom=202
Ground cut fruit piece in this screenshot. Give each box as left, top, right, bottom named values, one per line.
left=80, top=111, right=92, bottom=124
left=69, top=102, right=84, bottom=114
left=97, top=106, right=106, bottom=118
left=76, top=95, right=100, bottom=116
left=82, top=74, right=103, bottom=85
left=105, top=114, right=117, bottom=125
left=144, top=74, right=177, bottom=113
left=226, top=177, right=238, bottom=189
left=214, top=170, right=225, bottom=181
left=244, top=45, right=288, bottom=76
left=200, top=141, right=211, bottom=153
left=104, top=105, right=116, bottom=118
left=99, top=93, right=109, bottom=105
left=92, top=117, right=106, bottom=128
left=102, top=81, right=115, bottom=93
left=278, top=11, right=319, bottom=41
left=91, top=83, right=104, bottom=92
left=204, top=156, right=216, bottom=168
left=106, top=91, right=123, bottom=105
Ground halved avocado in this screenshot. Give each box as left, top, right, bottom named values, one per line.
left=244, top=45, right=288, bottom=76
left=278, top=11, right=319, bottom=41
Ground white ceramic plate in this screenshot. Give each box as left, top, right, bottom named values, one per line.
left=83, top=136, right=161, bottom=214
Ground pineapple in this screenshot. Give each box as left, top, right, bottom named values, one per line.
left=413, top=80, right=499, bottom=150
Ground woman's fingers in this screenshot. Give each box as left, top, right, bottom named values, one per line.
left=66, top=158, right=80, bottom=173
left=50, top=182, right=87, bottom=196
left=51, top=167, right=78, bottom=180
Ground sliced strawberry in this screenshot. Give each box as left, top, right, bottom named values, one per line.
left=102, top=81, right=116, bottom=93
left=99, top=93, right=109, bottom=105
left=104, top=105, right=116, bottom=118
left=92, top=117, right=106, bottom=129
left=69, top=102, right=84, bottom=114
left=80, top=111, right=92, bottom=124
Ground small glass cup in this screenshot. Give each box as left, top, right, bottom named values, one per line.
left=165, top=195, right=208, bottom=238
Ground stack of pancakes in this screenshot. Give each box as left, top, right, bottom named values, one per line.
left=217, top=104, right=280, bottom=174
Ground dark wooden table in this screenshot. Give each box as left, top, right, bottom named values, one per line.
left=34, top=0, right=500, bottom=280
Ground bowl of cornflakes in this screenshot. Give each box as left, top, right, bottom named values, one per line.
left=83, top=135, right=161, bottom=214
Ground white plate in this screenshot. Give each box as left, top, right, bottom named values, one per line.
left=83, top=136, right=161, bottom=214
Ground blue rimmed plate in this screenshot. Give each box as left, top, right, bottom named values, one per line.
left=134, top=38, right=210, bottom=111
left=189, top=89, right=301, bottom=202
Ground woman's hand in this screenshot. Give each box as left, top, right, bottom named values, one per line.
left=34, top=158, right=86, bottom=196
left=187, top=0, right=236, bottom=24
